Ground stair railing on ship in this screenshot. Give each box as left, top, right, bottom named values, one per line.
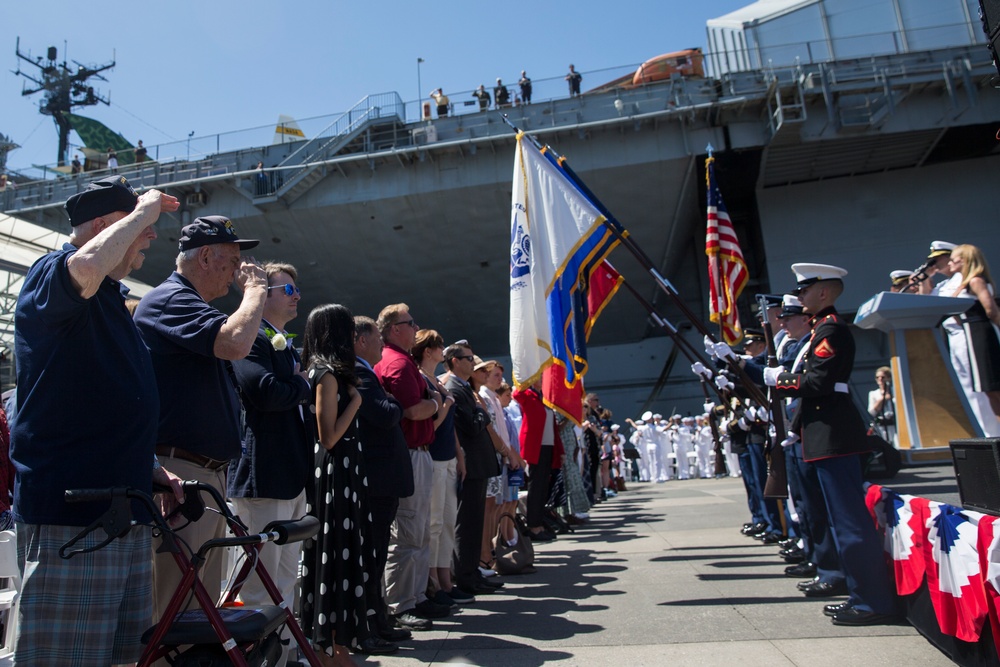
left=260, top=92, right=404, bottom=199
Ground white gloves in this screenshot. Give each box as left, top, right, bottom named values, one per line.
left=691, top=362, right=713, bottom=380
left=703, top=401, right=715, bottom=414
left=703, top=336, right=736, bottom=361
left=714, top=375, right=734, bottom=392
left=763, top=365, right=785, bottom=387
left=780, top=431, right=800, bottom=447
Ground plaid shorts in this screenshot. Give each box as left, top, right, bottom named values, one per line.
left=15, top=522, right=152, bottom=666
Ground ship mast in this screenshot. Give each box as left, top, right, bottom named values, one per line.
left=12, top=38, right=115, bottom=167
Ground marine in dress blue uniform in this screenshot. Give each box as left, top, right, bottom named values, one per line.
left=766, top=264, right=897, bottom=625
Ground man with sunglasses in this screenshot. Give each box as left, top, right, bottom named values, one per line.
left=374, top=304, right=451, bottom=629
left=228, top=262, right=313, bottom=666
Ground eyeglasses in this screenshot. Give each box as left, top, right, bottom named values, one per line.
left=454, top=355, right=474, bottom=362
left=267, top=284, right=300, bottom=296
left=394, top=319, right=418, bottom=329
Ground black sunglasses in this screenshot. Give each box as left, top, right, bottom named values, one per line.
left=455, top=354, right=474, bottom=362
left=267, top=283, right=300, bottom=296
left=395, top=319, right=418, bottom=329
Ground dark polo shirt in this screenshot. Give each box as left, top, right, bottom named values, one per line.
left=134, top=272, right=241, bottom=461
left=12, top=244, right=158, bottom=526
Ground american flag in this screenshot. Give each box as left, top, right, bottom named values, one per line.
left=705, top=155, right=748, bottom=345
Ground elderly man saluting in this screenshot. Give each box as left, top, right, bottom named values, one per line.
left=11, top=175, right=183, bottom=665
left=134, top=215, right=267, bottom=625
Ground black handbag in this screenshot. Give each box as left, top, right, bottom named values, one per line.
left=493, top=513, right=535, bottom=575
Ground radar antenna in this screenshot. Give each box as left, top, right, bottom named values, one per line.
left=12, top=37, right=115, bottom=166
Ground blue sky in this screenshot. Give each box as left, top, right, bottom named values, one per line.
left=2, top=1, right=750, bottom=174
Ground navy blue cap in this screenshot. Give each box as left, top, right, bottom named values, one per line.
left=178, top=215, right=259, bottom=251
left=64, top=175, right=138, bottom=226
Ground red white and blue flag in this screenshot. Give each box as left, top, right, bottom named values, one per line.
left=922, top=500, right=988, bottom=642
left=705, top=155, right=748, bottom=346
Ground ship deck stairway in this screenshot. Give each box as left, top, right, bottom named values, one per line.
left=246, top=93, right=406, bottom=208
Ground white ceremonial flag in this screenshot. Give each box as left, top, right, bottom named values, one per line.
left=508, top=132, right=619, bottom=416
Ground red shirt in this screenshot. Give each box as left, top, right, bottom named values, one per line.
left=375, top=343, right=434, bottom=449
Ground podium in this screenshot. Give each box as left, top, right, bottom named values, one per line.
left=855, top=292, right=983, bottom=463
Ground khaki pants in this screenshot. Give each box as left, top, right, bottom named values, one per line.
left=383, top=449, right=432, bottom=615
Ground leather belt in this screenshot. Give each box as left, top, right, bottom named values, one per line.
left=156, top=446, right=229, bottom=471
left=412, top=445, right=430, bottom=452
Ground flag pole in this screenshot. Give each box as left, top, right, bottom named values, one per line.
left=501, top=116, right=768, bottom=407
left=705, top=144, right=728, bottom=344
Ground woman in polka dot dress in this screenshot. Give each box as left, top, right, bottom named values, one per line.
left=299, top=304, right=377, bottom=665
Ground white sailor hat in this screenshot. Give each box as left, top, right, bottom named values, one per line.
left=928, top=240, right=957, bottom=259
left=791, top=263, right=848, bottom=291
left=652, top=413, right=662, bottom=420
left=641, top=410, right=653, bottom=421
left=778, top=294, right=805, bottom=318
left=682, top=416, right=695, bottom=424
left=611, top=424, right=620, bottom=431
left=670, top=413, right=681, bottom=421
left=635, top=419, right=645, bottom=426
left=890, top=269, right=914, bottom=286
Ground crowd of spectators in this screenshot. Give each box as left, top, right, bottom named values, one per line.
left=4, top=173, right=631, bottom=666
left=430, top=65, right=580, bottom=117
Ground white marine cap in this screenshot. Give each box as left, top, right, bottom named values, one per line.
left=791, top=263, right=848, bottom=290
left=928, top=240, right=957, bottom=259
left=641, top=410, right=653, bottom=421
left=611, top=423, right=620, bottom=431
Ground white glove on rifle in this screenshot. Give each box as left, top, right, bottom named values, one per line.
left=712, top=341, right=737, bottom=361
left=691, top=362, right=713, bottom=380
left=703, top=401, right=715, bottom=414
left=714, top=374, right=730, bottom=391
left=763, top=365, right=785, bottom=387
left=780, top=431, right=800, bottom=447
left=703, top=335, right=716, bottom=358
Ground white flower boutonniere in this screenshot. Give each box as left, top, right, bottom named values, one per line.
left=264, top=327, right=297, bottom=351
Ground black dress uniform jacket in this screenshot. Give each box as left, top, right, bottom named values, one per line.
left=773, top=306, right=869, bottom=462
left=229, top=328, right=312, bottom=500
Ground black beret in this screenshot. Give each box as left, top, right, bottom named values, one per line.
left=64, top=175, right=138, bottom=226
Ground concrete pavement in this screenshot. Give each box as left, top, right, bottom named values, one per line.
left=358, top=466, right=959, bottom=666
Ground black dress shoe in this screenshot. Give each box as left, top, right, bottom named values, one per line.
left=378, top=626, right=412, bottom=642
left=785, top=562, right=816, bottom=578
left=393, top=612, right=432, bottom=631
left=782, top=550, right=806, bottom=564
left=831, top=607, right=900, bottom=626
left=742, top=521, right=767, bottom=536
left=778, top=537, right=798, bottom=549
left=353, top=635, right=398, bottom=655
left=796, top=576, right=820, bottom=591
left=755, top=532, right=783, bottom=544
left=823, top=601, right=852, bottom=618
left=802, top=580, right=849, bottom=598
left=779, top=545, right=804, bottom=558
left=529, top=529, right=556, bottom=542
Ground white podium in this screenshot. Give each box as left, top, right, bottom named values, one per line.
left=855, top=291, right=983, bottom=463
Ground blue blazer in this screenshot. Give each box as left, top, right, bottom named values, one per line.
left=355, top=361, right=414, bottom=499
left=228, top=328, right=312, bottom=500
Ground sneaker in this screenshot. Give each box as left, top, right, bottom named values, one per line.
left=445, top=587, right=476, bottom=604
left=393, top=612, right=432, bottom=631
left=478, top=566, right=498, bottom=578
left=412, top=598, right=450, bottom=619
left=431, top=589, right=458, bottom=609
